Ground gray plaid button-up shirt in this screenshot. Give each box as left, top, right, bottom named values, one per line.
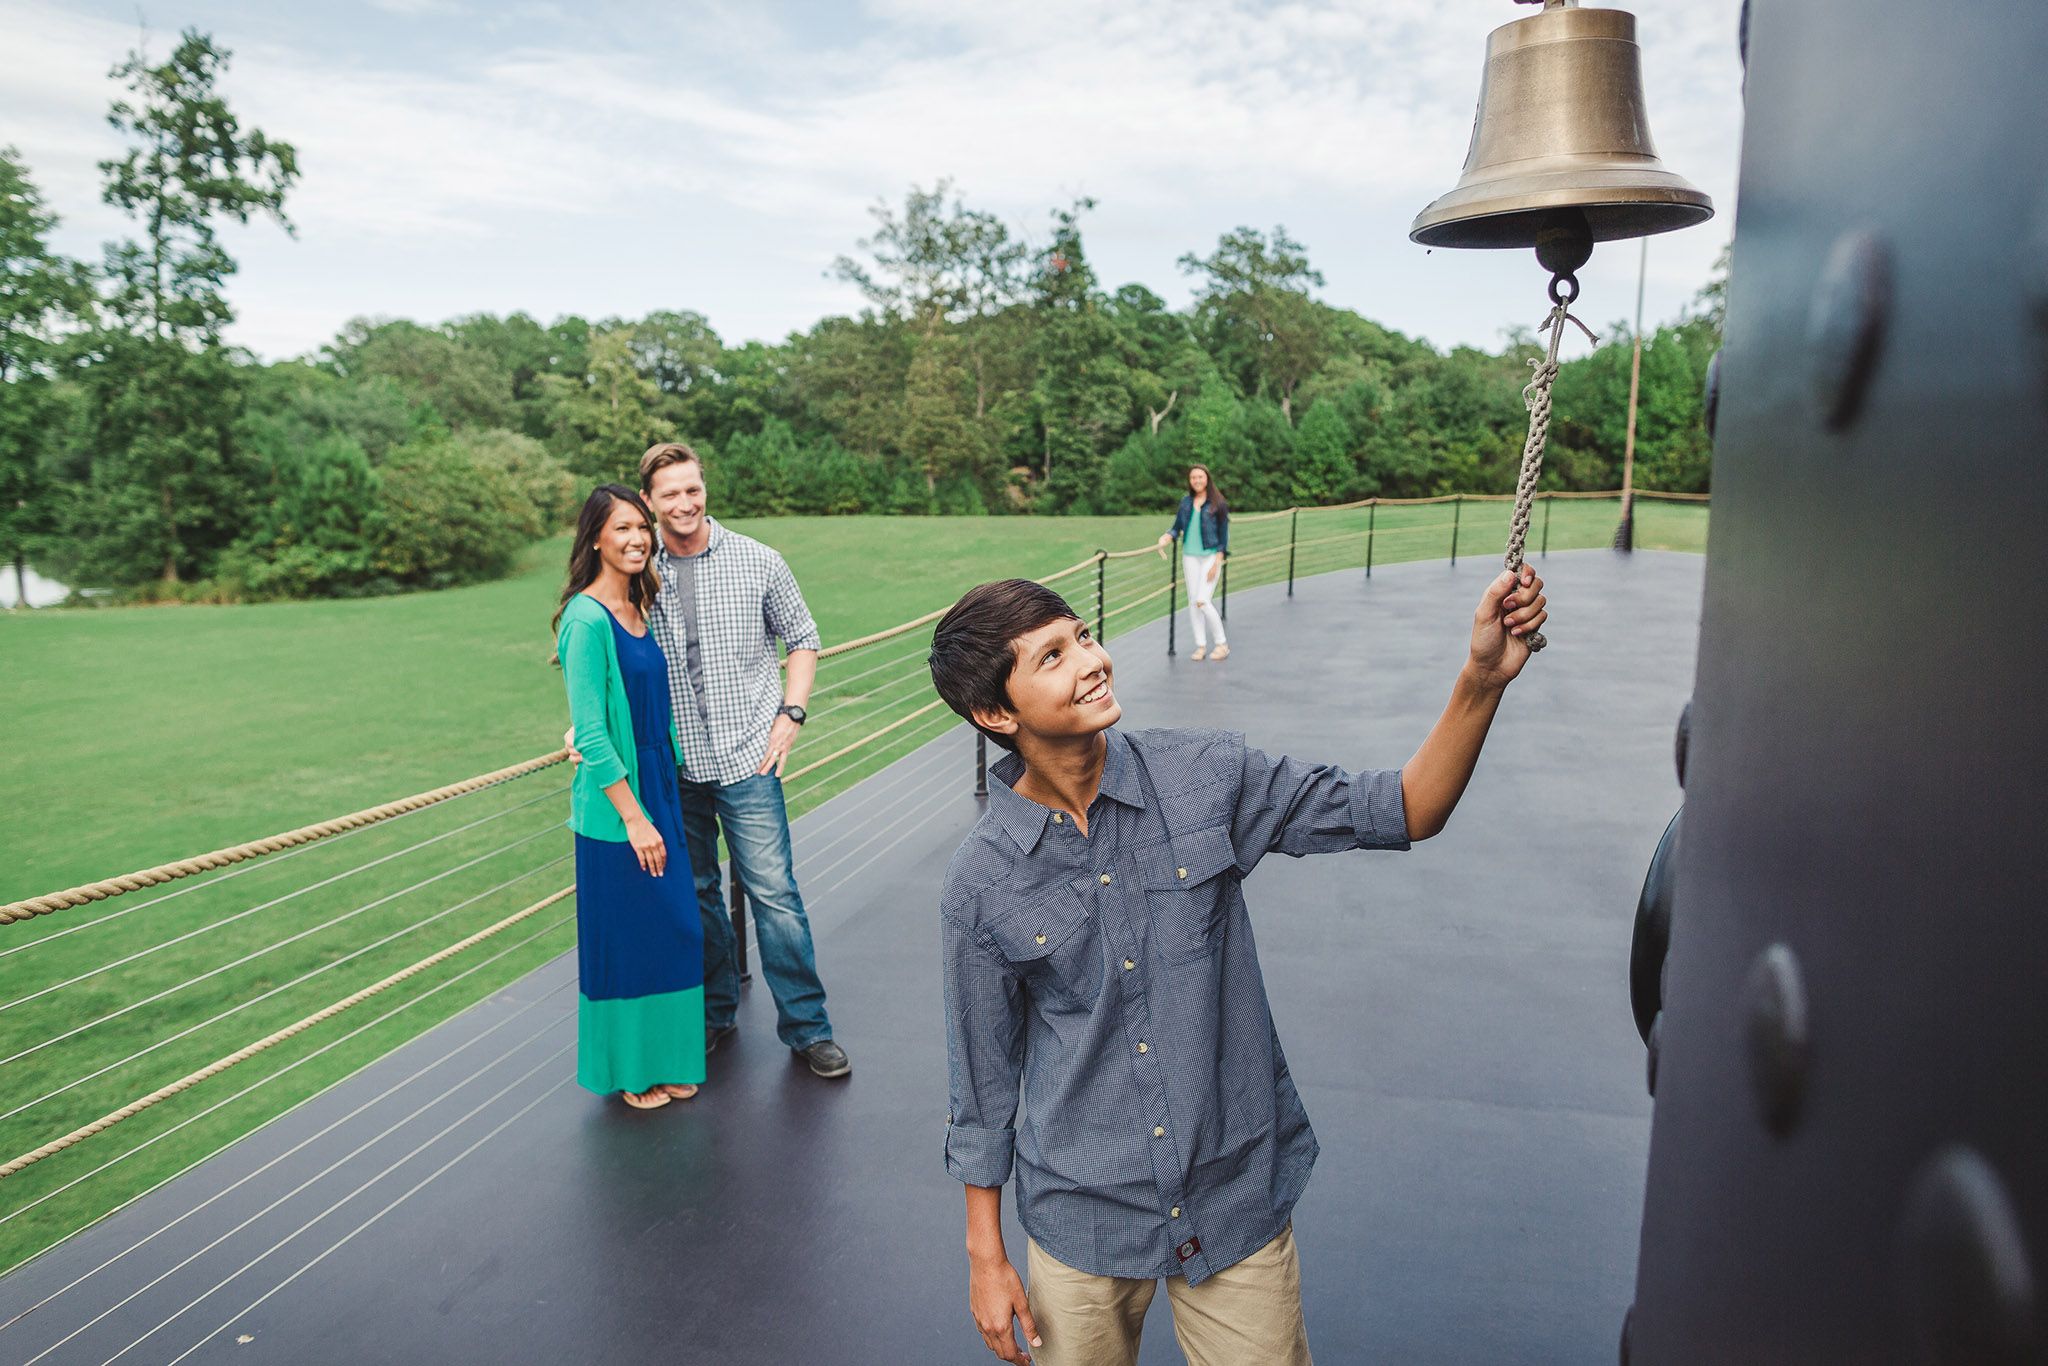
left=940, top=726, right=1409, bottom=1284
left=649, top=518, right=822, bottom=786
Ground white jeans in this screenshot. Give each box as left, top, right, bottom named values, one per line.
left=1184, top=554, right=1225, bottom=647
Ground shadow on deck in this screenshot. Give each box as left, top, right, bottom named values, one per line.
left=0, top=549, right=1702, bottom=1365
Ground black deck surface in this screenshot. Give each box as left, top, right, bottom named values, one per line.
left=0, top=550, right=1702, bottom=1365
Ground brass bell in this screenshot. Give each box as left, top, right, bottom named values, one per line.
left=1411, top=0, right=1713, bottom=253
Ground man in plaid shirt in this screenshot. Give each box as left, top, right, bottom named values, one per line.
left=634, top=441, right=846, bottom=1077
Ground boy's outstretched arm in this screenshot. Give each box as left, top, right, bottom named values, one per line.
left=967, top=1184, right=1040, bottom=1363
left=1400, top=566, right=1548, bottom=840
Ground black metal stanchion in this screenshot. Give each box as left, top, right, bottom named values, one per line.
left=1286, top=508, right=1298, bottom=597
left=1220, top=557, right=1228, bottom=622
left=974, top=733, right=987, bottom=799
left=1094, top=550, right=1106, bottom=641
left=1450, top=495, right=1463, bottom=567
left=729, top=863, right=751, bottom=982
left=1166, top=545, right=1179, bottom=656
left=1542, top=493, right=1553, bottom=558
left=1366, top=500, right=1377, bottom=579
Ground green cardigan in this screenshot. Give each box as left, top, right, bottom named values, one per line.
left=558, top=593, right=685, bottom=843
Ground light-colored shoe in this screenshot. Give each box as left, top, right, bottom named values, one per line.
left=1190, top=647, right=1207, bottom=661
left=620, top=1088, right=670, bottom=1110
left=1210, top=644, right=1230, bottom=661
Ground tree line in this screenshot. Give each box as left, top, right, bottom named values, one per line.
left=0, top=28, right=1722, bottom=605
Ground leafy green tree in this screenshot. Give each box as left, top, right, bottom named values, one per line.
left=538, top=327, right=678, bottom=482
left=1030, top=203, right=1133, bottom=509
left=0, top=148, right=89, bottom=606
left=66, top=30, right=297, bottom=587
left=832, top=181, right=1024, bottom=490
left=1179, top=226, right=1333, bottom=424
left=218, top=432, right=382, bottom=598
left=331, top=319, right=515, bottom=432
left=371, top=435, right=540, bottom=590
left=449, top=427, right=577, bottom=530
left=781, top=318, right=903, bottom=463
left=899, top=331, right=982, bottom=500
left=1290, top=401, right=1353, bottom=506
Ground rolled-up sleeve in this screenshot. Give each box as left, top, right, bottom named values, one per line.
left=559, top=617, right=628, bottom=791
left=763, top=554, right=822, bottom=653
left=942, top=904, right=1024, bottom=1188
left=1230, top=738, right=1410, bottom=874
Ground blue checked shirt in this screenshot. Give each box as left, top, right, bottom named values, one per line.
left=940, top=726, right=1409, bottom=1284
left=649, top=518, right=822, bottom=786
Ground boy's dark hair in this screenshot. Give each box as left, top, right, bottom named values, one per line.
left=929, top=579, right=1082, bottom=752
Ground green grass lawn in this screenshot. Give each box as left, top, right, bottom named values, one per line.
left=0, top=495, right=1703, bottom=1270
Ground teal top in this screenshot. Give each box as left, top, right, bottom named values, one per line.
left=558, top=593, right=686, bottom=843
left=1188, top=503, right=1213, bottom=554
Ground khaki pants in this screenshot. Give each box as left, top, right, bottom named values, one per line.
left=1025, top=1227, right=1312, bottom=1366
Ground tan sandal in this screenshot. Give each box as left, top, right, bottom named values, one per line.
left=1210, top=644, right=1230, bottom=661
left=620, top=1088, right=670, bottom=1110
left=658, top=1084, right=699, bottom=1101
left=1189, top=647, right=1207, bottom=661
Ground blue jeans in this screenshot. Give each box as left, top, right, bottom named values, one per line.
left=678, top=771, right=832, bottom=1050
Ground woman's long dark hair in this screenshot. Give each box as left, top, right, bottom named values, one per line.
left=553, top=484, right=661, bottom=633
left=1186, top=464, right=1228, bottom=515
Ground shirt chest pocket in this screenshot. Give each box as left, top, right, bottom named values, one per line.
left=984, top=888, right=1100, bottom=1008
left=1140, top=825, right=1240, bottom=964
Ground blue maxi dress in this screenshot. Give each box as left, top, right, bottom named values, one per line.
left=573, top=608, right=706, bottom=1094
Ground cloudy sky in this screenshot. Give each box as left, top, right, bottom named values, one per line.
left=1, top=0, right=1745, bottom=362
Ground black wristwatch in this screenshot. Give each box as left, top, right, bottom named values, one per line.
left=777, top=703, right=808, bottom=725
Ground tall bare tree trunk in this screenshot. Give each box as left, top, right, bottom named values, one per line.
left=11, top=555, right=26, bottom=609
left=1147, top=390, right=1178, bottom=436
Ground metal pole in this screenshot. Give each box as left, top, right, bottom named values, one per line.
left=1617, top=235, right=1648, bottom=554
left=1286, top=508, right=1298, bottom=597
left=1366, top=500, right=1377, bottom=579
left=1450, top=495, right=1463, bottom=567
left=974, top=733, right=987, bottom=799
left=729, top=862, right=751, bottom=982
left=1166, top=543, right=1179, bottom=656
left=1542, top=493, right=1553, bottom=557
left=1220, top=557, right=1228, bottom=622
left=1094, top=550, right=1106, bottom=641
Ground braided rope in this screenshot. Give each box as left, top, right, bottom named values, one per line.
left=1502, top=301, right=1590, bottom=654
left=0, top=751, right=569, bottom=926
left=0, top=885, right=574, bottom=1179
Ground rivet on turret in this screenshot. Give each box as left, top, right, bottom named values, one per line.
left=1744, top=943, right=1810, bottom=1136
left=1807, top=230, right=1891, bottom=430
left=1899, top=1146, right=2038, bottom=1365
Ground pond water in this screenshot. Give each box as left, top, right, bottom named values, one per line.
left=1, top=564, right=70, bottom=609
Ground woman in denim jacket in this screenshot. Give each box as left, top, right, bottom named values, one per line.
left=1156, top=464, right=1231, bottom=660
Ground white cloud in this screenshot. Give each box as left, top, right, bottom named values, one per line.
left=0, top=0, right=1745, bottom=358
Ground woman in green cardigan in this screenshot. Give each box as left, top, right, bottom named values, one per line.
left=555, top=484, right=705, bottom=1110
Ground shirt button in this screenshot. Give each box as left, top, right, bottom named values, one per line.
left=1052, top=813, right=1063, bottom=824
left=1034, top=934, right=1047, bottom=945
left=1171, top=1207, right=1182, bottom=1219
left=1136, top=1042, right=1148, bottom=1054
left=1153, top=1126, right=1165, bottom=1138
left=1100, top=874, right=1112, bottom=885
left=1123, top=959, right=1135, bottom=971
left=1177, top=867, right=1188, bottom=880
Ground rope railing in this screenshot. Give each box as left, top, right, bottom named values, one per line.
left=0, top=482, right=1706, bottom=1264
left=0, top=750, right=569, bottom=926
left=0, top=886, right=575, bottom=1180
